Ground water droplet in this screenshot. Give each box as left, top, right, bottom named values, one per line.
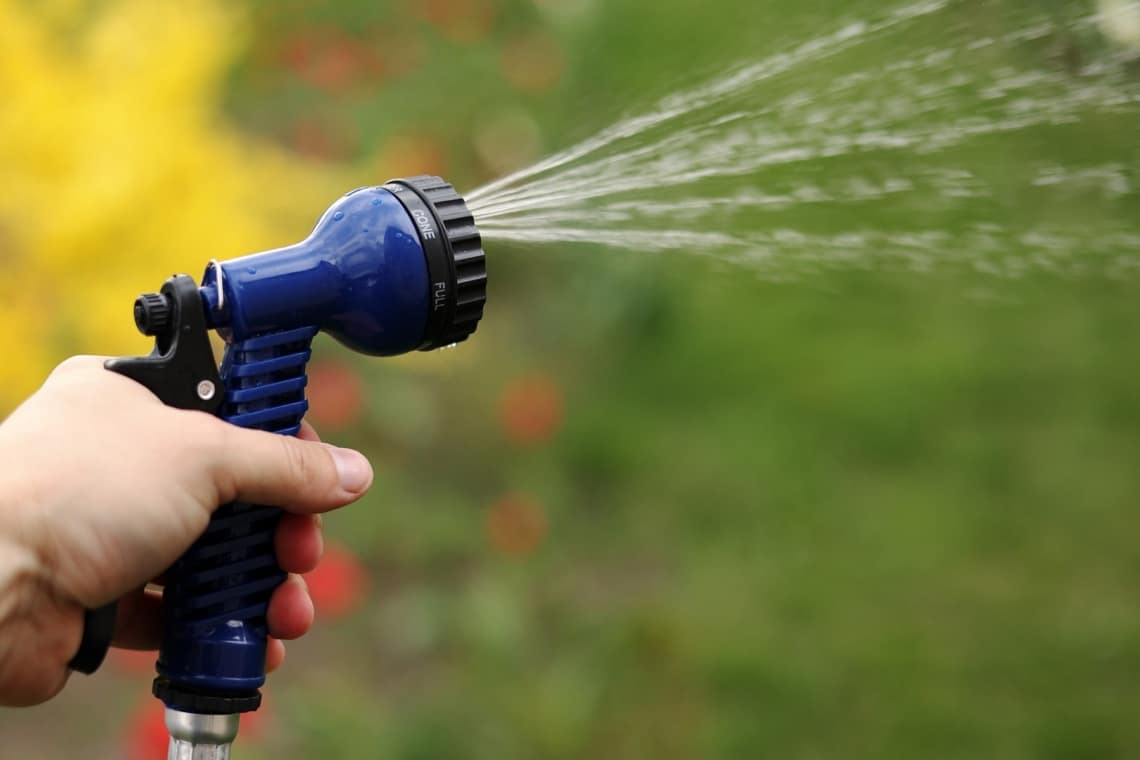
left=333, top=211, right=345, bottom=221
left=372, top=198, right=382, bottom=206
left=247, top=267, right=257, bottom=275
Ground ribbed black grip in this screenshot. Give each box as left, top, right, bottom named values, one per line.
left=384, top=175, right=487, bottom=349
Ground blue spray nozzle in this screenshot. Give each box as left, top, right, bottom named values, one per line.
left=93, top=175, right=486, bottom=735
left=200, top=177, right=486, bottom=355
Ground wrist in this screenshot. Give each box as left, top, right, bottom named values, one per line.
left=0, top=448, right=85, bottom=705
left=0, top=537, right=85, bottom=705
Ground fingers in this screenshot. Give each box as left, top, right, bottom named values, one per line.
left=276, top=513, right=323, bottom=574
left=266, top=575, right=313, bottom=641
left=110, top=574, right=315, bottom=660
left=297, top=419, right=322, bottom=442
left=111, top=588, right=163, bottom=650
left=266, top=638, right=286, bottom=673
left=49, top=355, right=111, bottom=377
left=207, top=424, right=373, bottom=514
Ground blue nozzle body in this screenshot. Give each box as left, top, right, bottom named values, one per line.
left=115, top=176, right=486, bottom=716
left=200, top=187, right=432, bottom=355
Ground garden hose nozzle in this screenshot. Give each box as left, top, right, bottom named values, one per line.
left=69, top=175, right=486, bottom=757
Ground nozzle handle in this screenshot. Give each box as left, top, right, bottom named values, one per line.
left=100, top=274, right=315, bottom=715
left=152, top=324, right=317, bottom=714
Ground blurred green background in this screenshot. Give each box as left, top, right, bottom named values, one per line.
left=1, top=0, right=1139, bottom=758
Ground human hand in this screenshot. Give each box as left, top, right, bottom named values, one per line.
left=0, top=356, right=373, bottom=706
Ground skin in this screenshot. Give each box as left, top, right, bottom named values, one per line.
left=0, top=356, right=374, bottom=706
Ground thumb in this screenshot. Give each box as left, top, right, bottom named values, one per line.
left=208, top=423, right=374, bottom=513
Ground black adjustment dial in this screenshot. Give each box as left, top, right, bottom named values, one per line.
left=383, top=175, right=487, bottom=350
left=134, top=292, right=172, bottom=336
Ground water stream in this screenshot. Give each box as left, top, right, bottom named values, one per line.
left=467, top=1, right=1140, bottom=279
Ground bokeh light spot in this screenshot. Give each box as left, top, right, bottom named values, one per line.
left=474, top=107, right=544, bottom=176
left=415, top=0, right=497, bottom=43
left=305, top=359, right=365, bottom=432
left=304, top=542, right=368, bottom=619
left=485, top=494, right=548, bottom=557
left=374, top=134, right=448, bottom=180
left=500, top=372, right=565, bottom=444
left=499, top=30, right=565, bottom=93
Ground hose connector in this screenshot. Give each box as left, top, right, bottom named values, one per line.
left=165, top=709, right=240, bottom=760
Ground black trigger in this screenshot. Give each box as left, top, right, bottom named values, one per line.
left=105, top=274, right=223, bottom=413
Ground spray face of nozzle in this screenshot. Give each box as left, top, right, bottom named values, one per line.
left=382, top=175, right=487, bottom=350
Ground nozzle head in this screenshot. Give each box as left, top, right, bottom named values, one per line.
left=201, top=175, right=486, bottom=357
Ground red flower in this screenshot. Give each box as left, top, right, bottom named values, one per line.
left=124, top=698, right=167, bottom=760
left=500, top=373, right=564, bottom=445
left=304, top=542, right=368, bottom=619
left=280, top=32, right=320, bottom=74
left=485, top=494, right=548, bottom=557
left=239, top=694, right=271, bottom=742
left=305, top=359, right=365, bottom=432
left=280, top=31, right=385, bottom=93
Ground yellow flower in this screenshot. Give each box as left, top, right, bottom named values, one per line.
left=0, top=0, right=343, bottom=412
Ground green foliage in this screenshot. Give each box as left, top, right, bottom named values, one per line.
left=239, top=0, right=1140, bottom=757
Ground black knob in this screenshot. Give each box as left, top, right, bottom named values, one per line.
left=134, top=292, right=172, bottom=336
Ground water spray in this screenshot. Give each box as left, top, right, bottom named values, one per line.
left=68, top=176, right=486, bottom=759
left=465, top=3, right=1139, bottom=278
